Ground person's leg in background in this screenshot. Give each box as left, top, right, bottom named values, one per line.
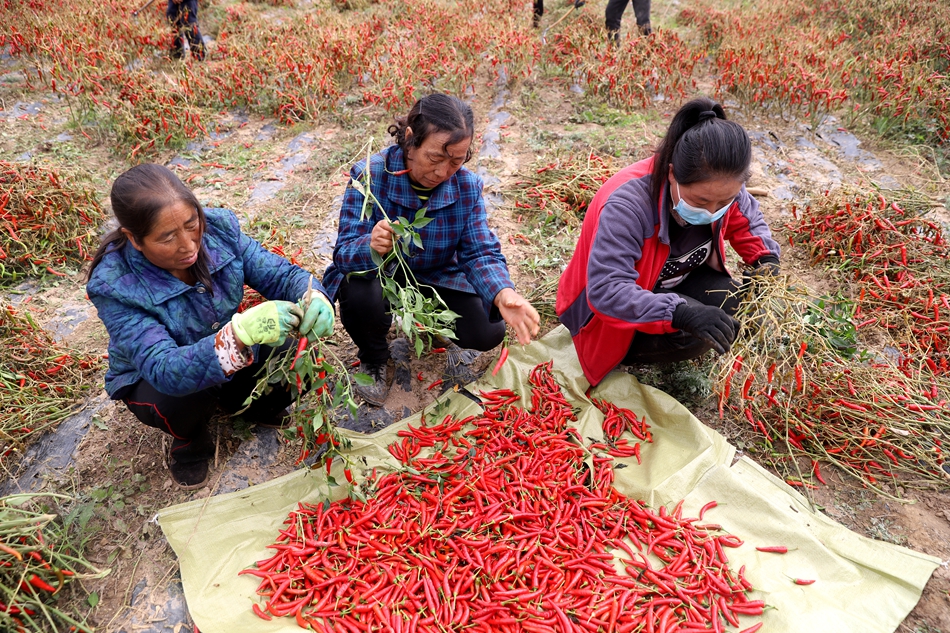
left=623, top=265, right=741, bottom=365
left=533, top=0, right=544, bottom=28
left=631, top=0, right=652, bottom=35
left=604, top=0, right=629, bottom=43
left=123, top=381, right=216, bottom=488
left=179, top=0, right=206, bottom=61
left=166, top=0, right=185, bottom=59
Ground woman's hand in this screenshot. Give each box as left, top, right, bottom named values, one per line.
left=370, top=220, right=396, bottom=256
left=494, top=288, right=540, bottom=345
left=230, top=301, right=303, bottom=347
left=299, top=292, right=335, bottom=339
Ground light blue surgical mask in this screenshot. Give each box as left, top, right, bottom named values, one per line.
left=673, top=182, right=731, bottom=225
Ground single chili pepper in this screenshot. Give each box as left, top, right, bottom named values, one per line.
left=289, top=336, right=308, bottom=370
left=27, top=575, right=56, bottom=593
left=492, top=347, right=509, bottom=377
left=755, top=546, right=788, bottom=553
left=427, top=379, right=443, bottom=391
left=430, top=347, right=447, bottom=354
left=417, top=372, right=424, bottom=381
left=391, top=169, right=411, bottom=176
left=794, top=578, right=816, bottom=585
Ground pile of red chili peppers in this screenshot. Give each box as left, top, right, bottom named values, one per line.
left=1, top=301, right=103, bottom=459
left=0, top=161, right=104, bottom=281
left=242, top=362, right=763, bottom=632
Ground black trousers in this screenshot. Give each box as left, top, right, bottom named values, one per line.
left=122, top=341, right=294, bottom=464
left=167, top=0, right=205, bottom=60
left=623, top=265, right=741, bottom=365
left=338, top=272, right=506, bottom=365
left=605, top=0, right=651, bottom=33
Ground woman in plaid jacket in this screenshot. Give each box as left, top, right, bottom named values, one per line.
left=323, top=94, right=539, bottom=406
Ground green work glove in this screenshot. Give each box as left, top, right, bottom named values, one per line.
left=231, top=300, right=303, bottom=346
left=299, top=292, right=335, bottom=339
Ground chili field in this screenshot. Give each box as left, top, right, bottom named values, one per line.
left=0, top=0, right=948, bottom=630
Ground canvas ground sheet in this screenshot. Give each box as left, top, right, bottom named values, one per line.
left=158, top=326, right=940, bottom=633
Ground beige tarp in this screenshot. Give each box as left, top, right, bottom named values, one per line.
left=159, top=326, right=939, bottom=632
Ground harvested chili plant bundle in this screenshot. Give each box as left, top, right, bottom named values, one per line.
left=241, top=283, right=360, bottom=471
left=242, top=362, right=762, bottom=631
left=0, top=493, right=109, bottom=633
left=510, top=149, right=614, bottom=226
left=718, top=273, right=950, bottom=492
left=0, top=161, right=104, bottom=283
left=0, top=301, right=103, bottom=460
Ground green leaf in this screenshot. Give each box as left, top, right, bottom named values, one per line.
left=413, top=216, right=434, bottom=229
left=416, top=207, right=427, bottom=219
left=371, top=249, right=384, bottom=267
left=402, top=315, right=413, bottom=337
left=88, top=592, right=100, bottom=608
left=411, top=233, right=424, bottom=250
left=414, top=336, right=424, bottom=358
left=353, top=372, right=375, bottom=386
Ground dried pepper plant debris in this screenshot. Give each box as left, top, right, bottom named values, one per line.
left=718, top=274, right=950, bottom=493
left=1, top=301, right=103, bottom=461
left=0, top=161, right=104, bottom=283
left=350, top=138, right=460, bottom=358
left=510, top=150, right=614, bottom=226
left=787, top=187, right=950, bottom=370
left=242, top=362, right=762, bottom=632
left=0, top=493, right=109, bottom=633
left=681, top=0, right=950, bottom=143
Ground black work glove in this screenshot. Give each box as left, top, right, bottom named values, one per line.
left=671, top=303, right=740, bottom=355
left=745, top=255, right=780, bottom=280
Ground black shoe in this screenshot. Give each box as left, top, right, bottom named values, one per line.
left=165, top=438, right=210, bottom=490
left=356, top=361, right=391, bottom=407
left=638, top=21, right=652, bottom=36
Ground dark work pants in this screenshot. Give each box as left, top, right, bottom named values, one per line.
left=533, top=0, right=543, bottom=24
left=337, top=273, right=506, bottom=365
left=605, top=0, right=651, bottom=33
left=167, top=0, right=205, bottom=60
left=122, top=341, right=294, bottom=464
left=623, top=265, right=741, bottom=365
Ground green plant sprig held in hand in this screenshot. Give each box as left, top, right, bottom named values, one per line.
left=349, top=137, right=461, bottom=358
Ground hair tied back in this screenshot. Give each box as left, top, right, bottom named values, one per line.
left=698, top=110, right=719, bottom=122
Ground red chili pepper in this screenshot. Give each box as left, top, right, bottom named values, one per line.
left=491, top=347, right=509, bottom=377
left=698, top=500, right=717, bottom=520
left=27, top=575, right=56, bottom=593
left=391, top=168, right=411, bottom=176
left=430, top=347, right=447, bottom=354
left=289, top=336, right=308, bottom=370
left=427, top=379, right=443, bottom=391
left=755, top=546, right=788, bottom=553
left=417, top=371, right=424, bottom=381
left=794, top=578, right=816, bottom=585
left=324, top=456, right=332, bottom=475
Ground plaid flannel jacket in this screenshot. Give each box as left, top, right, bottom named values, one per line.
left=322, top=145, right=514, bottom=308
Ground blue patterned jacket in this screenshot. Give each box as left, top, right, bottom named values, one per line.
left=88, top=208, right=326, bottom=398
left=322, top=145, right=514, bottom=307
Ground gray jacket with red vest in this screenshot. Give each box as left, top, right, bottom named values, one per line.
left=556, top=156, right=780, bottom=386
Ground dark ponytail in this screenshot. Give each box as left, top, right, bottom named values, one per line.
left=388, top=93, right=475, bottom=163
left=650, top=97, right=752, bottom=203
left=86, top=164, right=212, bottom=291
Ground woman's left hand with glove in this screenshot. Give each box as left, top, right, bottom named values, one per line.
left=299, top=291, right=335, bottom=339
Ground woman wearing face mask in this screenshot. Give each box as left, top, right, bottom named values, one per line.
left=556, top=97, right=780, bottom=386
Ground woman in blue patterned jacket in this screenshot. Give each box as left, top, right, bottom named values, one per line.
left=87, top=164, right=334, bottom=489
left=323, top=94, right=540, bottom=406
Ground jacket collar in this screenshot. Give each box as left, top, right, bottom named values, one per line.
left=384, top=145, right=461, bottom=212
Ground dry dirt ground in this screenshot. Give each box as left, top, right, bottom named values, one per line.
left=2, top=6, right=950, bottom=633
